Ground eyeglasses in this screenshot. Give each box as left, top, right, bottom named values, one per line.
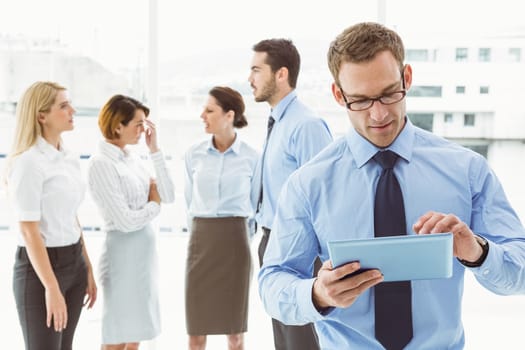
left=339, top=70, right=407, bottom=111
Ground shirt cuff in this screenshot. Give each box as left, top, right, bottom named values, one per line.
left=469, top=240, right=501, bottom=277
left=146, top=201, right=161, bottom=214
left=296, top=277, right=330, bottom=322
left=150, top=150, right=164, bottom=162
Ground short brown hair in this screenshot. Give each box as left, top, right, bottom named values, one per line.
left=252, top=38, right=300, bottom=89
left=327, top=22, right=405, bottom=87
left=98, top=94, right=150, bottom=139
left=209, top=86, right=248, bottom=128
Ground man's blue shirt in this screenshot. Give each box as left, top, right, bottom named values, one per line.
left=259, top=118, right=525, bottom=349
left=253, top=90, right=333, bottom=229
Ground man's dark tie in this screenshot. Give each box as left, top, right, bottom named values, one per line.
left=373, top=150, right=413, bottom=350
left=256, top=116, right=275, bottom=212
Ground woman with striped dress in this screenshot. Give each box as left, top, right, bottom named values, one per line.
left=87, top=95, right=174, bottom=350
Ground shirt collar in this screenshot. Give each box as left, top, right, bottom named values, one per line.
left=36, top=136, right=67, bottom=161
left=206, top=133, right=241, bottom=155
left=98, top=140, right=129, bottom=161
left=346, top=116, right=415, bottom=168
left=271, top=90, right=297, bottom=122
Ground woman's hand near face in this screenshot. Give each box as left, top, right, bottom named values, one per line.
left=145, top=119, right=159, bottom=153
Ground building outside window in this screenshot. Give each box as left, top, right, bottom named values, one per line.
left=456, top=86, right=466, bottom=94
left=444, top=113, right=453, bottom=123
left=480, top=86, right=489, bottom=94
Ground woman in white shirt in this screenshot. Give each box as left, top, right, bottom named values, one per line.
left=87, top=94, right=174, bottom=350
left=6, top=81, right=97, bottom=350
left=184, top=86, right=259, bottom=350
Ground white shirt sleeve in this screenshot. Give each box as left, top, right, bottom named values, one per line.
left=151, top=151, right=175, bottom=203
left=9, top=154, right=44, bottom=222
left=88, top=158, right=160, bottom=232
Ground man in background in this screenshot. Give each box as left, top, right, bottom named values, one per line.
left=248, top=38, right=333, bottom=350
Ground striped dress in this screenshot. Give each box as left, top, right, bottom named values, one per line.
left=87, top=140, right=174, bottom=344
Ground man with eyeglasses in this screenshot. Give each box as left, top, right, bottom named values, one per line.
left=258, top=22, right=525, bottom=349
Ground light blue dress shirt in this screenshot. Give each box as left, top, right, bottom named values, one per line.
left=259, top=118, right=525, bottom=349
left=252, top=90, right=333, bottom=229
left=185, top=134, right=259, bottom=226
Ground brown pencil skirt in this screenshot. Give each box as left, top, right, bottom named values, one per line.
left=185, top=217, right=252, bottom=335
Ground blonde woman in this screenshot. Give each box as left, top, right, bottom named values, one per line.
left=6, top=81, right=97, bottom=350
left=87, top=95, right=174, bottom=350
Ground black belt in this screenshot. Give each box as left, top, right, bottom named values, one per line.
left=17, top=239, right=82, bottom=266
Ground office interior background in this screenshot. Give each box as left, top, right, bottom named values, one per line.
left=1, top=0, right=524, bottom=348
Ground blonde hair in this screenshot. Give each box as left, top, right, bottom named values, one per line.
left=2, top=81, right=66, bottom=186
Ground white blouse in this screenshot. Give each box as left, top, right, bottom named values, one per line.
left=87, top=141, right=174, bottom=233
left=9, top=137, right=85, bottom=247
left=184, top=135, right=259, bottom=218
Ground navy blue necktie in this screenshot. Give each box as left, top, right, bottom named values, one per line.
left=373, top=150, right=413, bottom=350
left=256, top=116, right=275, bottom=213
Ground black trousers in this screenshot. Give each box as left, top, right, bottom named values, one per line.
left=259, top=228, right=321, bottom=350
left=13, top=241, right=87, bottom=350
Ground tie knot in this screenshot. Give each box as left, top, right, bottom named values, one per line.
left=267, top=116, right=275, bottom=129
left=265, top=116, right=275, bottom=140
left=374, top=150, right=399, bottom=170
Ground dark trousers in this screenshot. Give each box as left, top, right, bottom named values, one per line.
left=13, top=241, right=87, bottom=350
left=259, top=228, right=321, bottom=350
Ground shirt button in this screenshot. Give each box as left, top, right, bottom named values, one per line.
left=482, top=269, right=490, bottom=275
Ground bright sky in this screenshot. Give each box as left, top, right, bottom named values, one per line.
left=1, top=0, right=523, bottom=71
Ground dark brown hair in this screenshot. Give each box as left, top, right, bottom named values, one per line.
left=209, top=86, right=247, bottom=128
left=252, top=38, right=300, bottom=88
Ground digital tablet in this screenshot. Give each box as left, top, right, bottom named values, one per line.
left=327, top=233, right=453, bottom=282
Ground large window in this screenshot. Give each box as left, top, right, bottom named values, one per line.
left=1, top=1, right=525, bottom=349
